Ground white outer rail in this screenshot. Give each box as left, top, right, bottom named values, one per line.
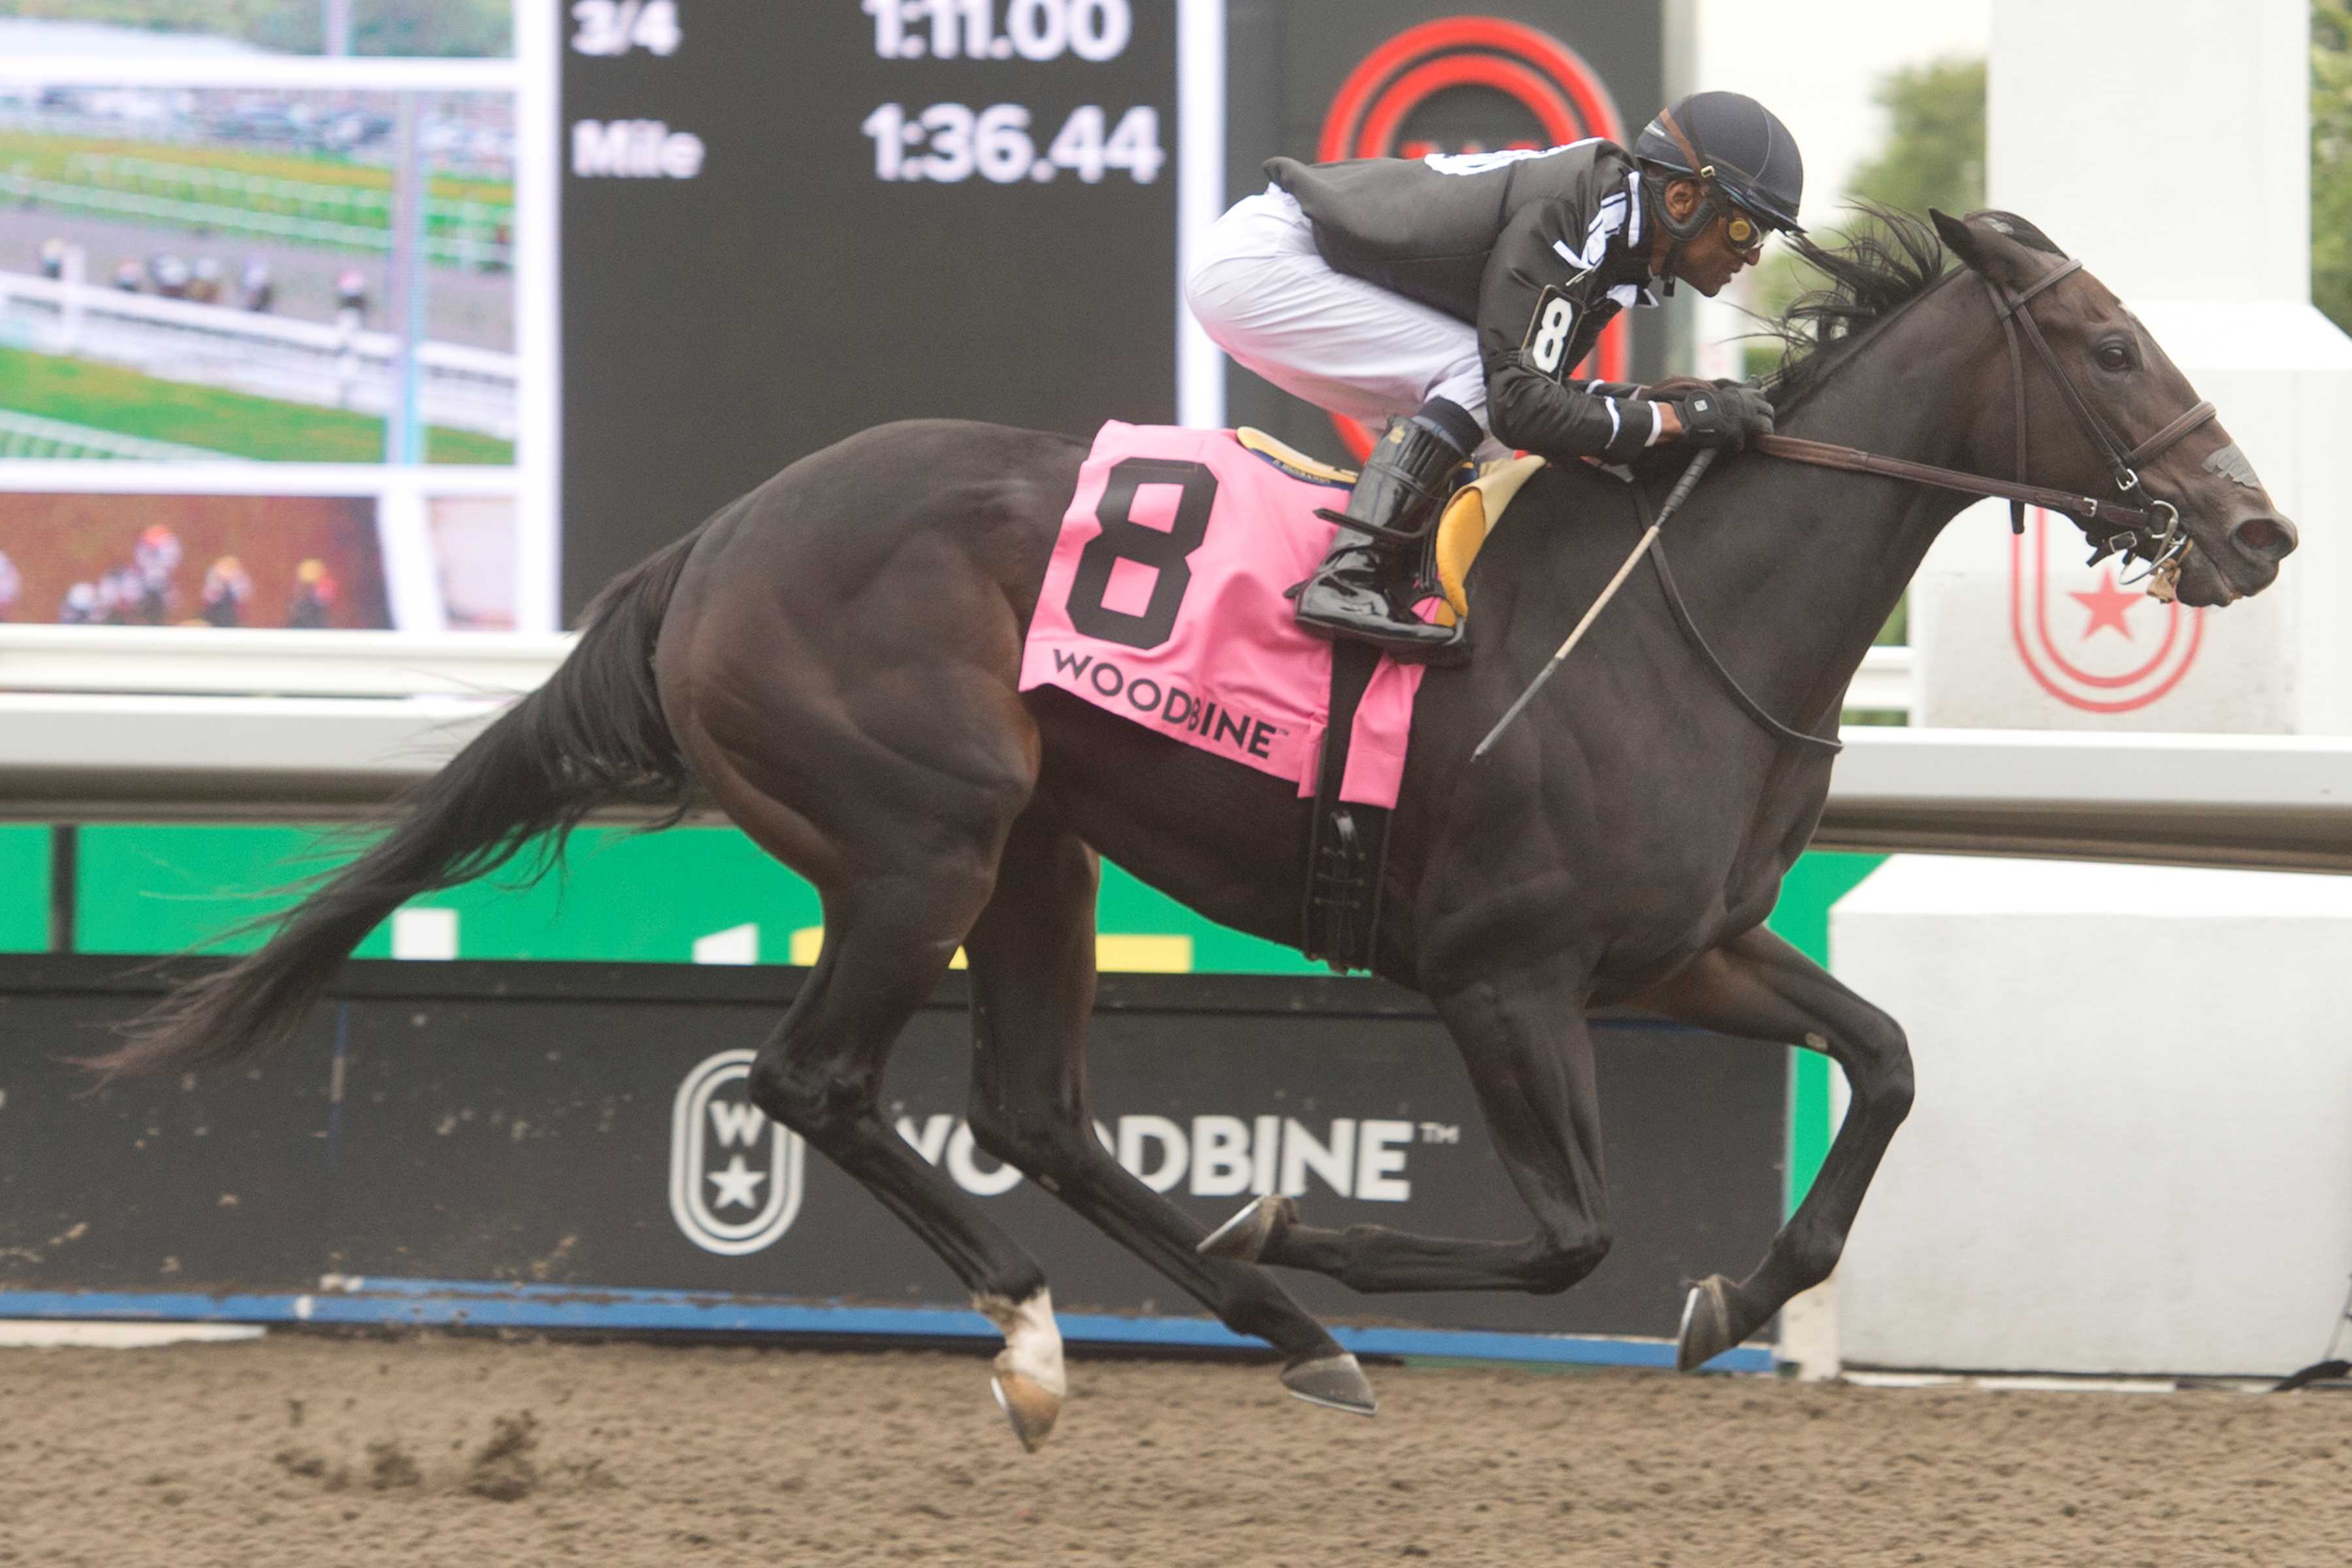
left=0, top=627, right=1914, bottom=707
left=0, top=626, right=563, bottom=700
left=7, top=629, right=2345, bottom=872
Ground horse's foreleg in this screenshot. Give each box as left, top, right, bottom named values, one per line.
left=1632, top=924, right=1914, bottom=1370
left=1206, top=965, right=1614, bottom=1297
left=960, top=809, right=1366, bottom=1416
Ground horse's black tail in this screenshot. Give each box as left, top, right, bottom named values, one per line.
left=84, top=529, right=704, bottom=1079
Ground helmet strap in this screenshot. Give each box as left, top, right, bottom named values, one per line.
left=1646, top=103, right=1739, bottom=299
left=1640, top=172, right=1714, bottom=297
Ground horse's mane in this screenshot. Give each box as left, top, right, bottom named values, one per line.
left=1761, top=206, right=2066, bottom=408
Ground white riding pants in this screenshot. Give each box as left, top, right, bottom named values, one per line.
left=1186, top=187, right=1497, bottom=446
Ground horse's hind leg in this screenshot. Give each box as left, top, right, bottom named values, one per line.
left=1631, top=924, right=1914, bottom=1370
left=710, top=767, right=1070, bottom=1445
left=960, top=808, right=1369, bottom=1414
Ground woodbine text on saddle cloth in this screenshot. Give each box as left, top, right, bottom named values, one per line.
left=1019, top=422, right=1424, bottom=808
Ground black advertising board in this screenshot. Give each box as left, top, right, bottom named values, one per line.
left=0, top=958, right=1781, bottom=1348
left=1222, top=1, right=1670, bottom=462
left=561, top=1, right=1180, bottom=618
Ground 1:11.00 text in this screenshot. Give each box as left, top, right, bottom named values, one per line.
left=862, top=0, right=1132, bottom=62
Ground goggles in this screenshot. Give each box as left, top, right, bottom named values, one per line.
left=1721, top=203, right=1769, bottom=255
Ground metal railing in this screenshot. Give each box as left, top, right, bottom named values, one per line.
left=5, top=629, right=2349, bottom=874
left=0, top=270, right=519, bottom=439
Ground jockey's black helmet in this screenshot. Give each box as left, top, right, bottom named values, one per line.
left=1635, top=91, right=1805, bottom=236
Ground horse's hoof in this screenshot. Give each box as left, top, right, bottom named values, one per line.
left=1196, top=1194, right=1294, bottom=1261
left=991, top=1371, right=1062, bottom=1452
left=1281, top=1352, right=1377, bottom=1416
left=1676, top=1275, right=1740, bottom=1372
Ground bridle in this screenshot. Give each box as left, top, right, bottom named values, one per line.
left=1984, top=257, right=2215, bottom=587
left=1751, top=253, right=2218, bottom=602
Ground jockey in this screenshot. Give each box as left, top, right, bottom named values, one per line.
left=1188, top=91, right=1805, bottom=659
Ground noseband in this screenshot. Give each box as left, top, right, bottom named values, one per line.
left=1750, top=252, right=2219, bottom=601
left=1985, top=257, right=2215, bottom=592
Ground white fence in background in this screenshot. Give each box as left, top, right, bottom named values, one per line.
left=0, top=270, right=518, bottom=439
left=5, top=629, right=2349, bottom=877
left=0, top=407, right=226, bottom=461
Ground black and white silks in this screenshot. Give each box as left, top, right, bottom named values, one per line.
left=1266, top=140, right=1668, bottom=466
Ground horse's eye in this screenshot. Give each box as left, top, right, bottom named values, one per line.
left=2097, top=342, right=2134, bottom=372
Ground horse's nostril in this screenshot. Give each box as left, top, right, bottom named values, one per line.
left=2230, top=515, right=2297, bottom=562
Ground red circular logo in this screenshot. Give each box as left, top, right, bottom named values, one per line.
left=1316, top=17, right=1631, bottom=459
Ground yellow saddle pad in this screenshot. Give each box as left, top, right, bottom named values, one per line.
left=1429, top=455, right=1548, bottom=628
left=1235, top=425, right=1358, bottom=487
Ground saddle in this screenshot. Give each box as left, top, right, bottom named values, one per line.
left=1234, top=428, right=1552, bottom=971
left=1233, top=427, right=1546, bottom=632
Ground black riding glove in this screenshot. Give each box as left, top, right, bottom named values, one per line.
left=1663, top=382, right=1776, bottom=449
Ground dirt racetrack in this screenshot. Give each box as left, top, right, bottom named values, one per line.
left=1, top=1333, right=2345, bottom=1566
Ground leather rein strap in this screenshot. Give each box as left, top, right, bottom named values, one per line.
left=1746, top=431, right=2158, bottom=530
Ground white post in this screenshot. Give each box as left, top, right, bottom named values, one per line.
left=1911, top=0, right=2352, bottom=734
left=376, top=476, right=450, bottom=632
left=1175, top=0, right=1227, bottom=431
left=1835, top=0, right=2352, bottom=1379
left=59, top=242, right=85, bottom=356
left=384, top=94, right=430, bottom=466
left=513, top=0, right=564, bottom=632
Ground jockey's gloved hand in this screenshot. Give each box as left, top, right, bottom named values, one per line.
left=1662, top=382, right=1776, bottom=449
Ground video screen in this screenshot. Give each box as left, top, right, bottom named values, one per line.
left=0, top=3, right=512, bottom=59
left=0, top=83, right=516, bottom=465
left=0, top=3, right=535, bottom=631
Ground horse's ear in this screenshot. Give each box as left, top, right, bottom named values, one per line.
left=1931, top=208, right=2052, bottom=291
left=1930, top=208, right=1985, bottom=272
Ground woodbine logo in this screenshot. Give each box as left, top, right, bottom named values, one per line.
left=1045, top=647, right=1285, bottom=760
left=897, top=1111, right=1431, bottom=1201
left=670, top=1047, right=1445, bottom=1256
left=670, top=1049, right=805, bottom=1256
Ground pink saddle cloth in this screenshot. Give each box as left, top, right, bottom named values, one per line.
left=1019, top=422, right=1424, bottom=809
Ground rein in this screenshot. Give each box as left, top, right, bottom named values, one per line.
left=1749, top=255, right=2216, bottom=595
left=1748, top=432, right=2156, bottom=532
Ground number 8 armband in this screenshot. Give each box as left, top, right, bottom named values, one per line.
left=1520, top=285, right=1578, bottom=380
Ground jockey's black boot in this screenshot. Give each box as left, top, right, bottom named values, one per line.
left=1293, top=397, right=1480, bottom=661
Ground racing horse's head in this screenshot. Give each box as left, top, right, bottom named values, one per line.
left=1930, top=208, right=2296, bottom=609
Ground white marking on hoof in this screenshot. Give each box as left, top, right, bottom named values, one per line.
left=1676, top=1276, right=1735, bottom=1373
left=977, top=1288, right=1066, bottom=1452
left=1280, top=1352, right=1377, bottom=1416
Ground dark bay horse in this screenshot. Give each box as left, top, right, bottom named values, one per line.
left=95, top=210, right=2296, bottom=1448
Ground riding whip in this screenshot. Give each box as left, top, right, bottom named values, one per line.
left=1470, top=447, right=1719, bottom=764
